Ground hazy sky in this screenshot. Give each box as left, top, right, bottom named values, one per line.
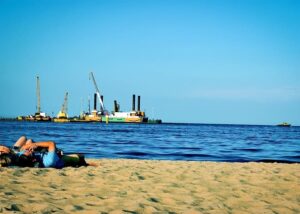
left=0, top=0, right=299, bottom=125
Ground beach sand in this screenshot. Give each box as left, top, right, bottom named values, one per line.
left=1, top=159, right=299, bottom=213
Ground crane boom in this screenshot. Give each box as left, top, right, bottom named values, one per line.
left=36, top=76, right=41, bottom=113
left=61, top=92, right=68, bottom=114
left=89, top=72, right=104, bottom=111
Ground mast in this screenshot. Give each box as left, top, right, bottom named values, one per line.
left=88, top=95, right=91, bottom=114
left=36, top=76, right=41, bottom=113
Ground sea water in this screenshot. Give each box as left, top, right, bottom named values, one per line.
left=0, top=121, right=299, bottom=163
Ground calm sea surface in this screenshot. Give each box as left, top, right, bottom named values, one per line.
left=0, top=121, right=299, bottom=163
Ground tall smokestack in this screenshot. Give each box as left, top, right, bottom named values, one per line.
left=114, top=100, right=118, bottom=112
left=137, top=95, right=141, bottom=111
left=132, top=94, right=136, bottom=111
left=94, top=93, right=97, bottom=110
left=100, top=95, right=104, bottom=111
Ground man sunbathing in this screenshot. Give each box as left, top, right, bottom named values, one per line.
left=0, top=136, right=94, bottom=168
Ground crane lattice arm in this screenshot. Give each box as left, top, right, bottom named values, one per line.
left=36, top=76, right=41, bottom=113
left=89, top=72, right=105, bottom=111
left=61, top=92, right=68, bottom=114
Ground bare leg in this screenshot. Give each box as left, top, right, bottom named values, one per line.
left=20, top=139, right=34, bottom=152
left=14, top=136, right=27, bottom=148
left=25, top=139, right=33, bottom=145
left=61, top=154, right=81, bottom=167
left=61, top=154, right=93, bottom=167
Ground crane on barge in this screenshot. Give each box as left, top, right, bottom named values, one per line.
left=53, top=92, right=70, bottom=122
left=69, top=73, right=104, bottom=122
left=29, top=76, right=51, bottom=121
left=89, top=72, right=107, bottom=115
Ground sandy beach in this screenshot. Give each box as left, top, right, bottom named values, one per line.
left=1, top=159, right=299, bottom=213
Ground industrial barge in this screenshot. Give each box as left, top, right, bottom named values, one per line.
left=71, top=73, right=152, bottom=123
left=18, top=73, right=161, bottom=124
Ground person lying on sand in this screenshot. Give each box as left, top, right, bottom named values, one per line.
left=0, top=136, right=95, bottom=168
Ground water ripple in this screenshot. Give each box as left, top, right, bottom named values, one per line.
left=0, top=121, right=299, bottom=163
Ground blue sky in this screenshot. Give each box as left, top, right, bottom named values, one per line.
left=0, top=0, right=299, bottom=125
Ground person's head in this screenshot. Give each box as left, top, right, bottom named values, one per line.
left=0, top=145, right=12, bottom=155
left=0, top=145, right=15, bottom=167
left=0, top=153, right=36, bottom=167
left=0, top=145, right=35, bottom=167
left=0, top=153, right=15, bottom=167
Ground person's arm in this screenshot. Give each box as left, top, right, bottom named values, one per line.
left=21, top=141, right=56, bottom=152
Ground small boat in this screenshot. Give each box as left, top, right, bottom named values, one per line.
left=277, top=122, right=291, bottom=127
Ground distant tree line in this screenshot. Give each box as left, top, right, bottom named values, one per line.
left=0, top=117, right=18, bottom=121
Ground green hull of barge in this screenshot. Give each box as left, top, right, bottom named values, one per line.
left=101, top=116, right=126, bottom=123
